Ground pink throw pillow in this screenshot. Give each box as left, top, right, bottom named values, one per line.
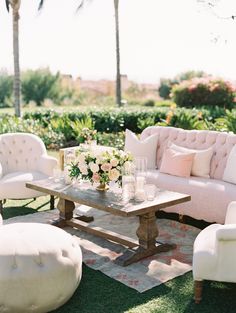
left=160, top=148, right=195, bottom=178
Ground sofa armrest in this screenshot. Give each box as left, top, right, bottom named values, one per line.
left=216, top=225, right=236, bottom=241
left=37, top=155, right=58, bottom=176
left=225, top=202, right=236, bottom=224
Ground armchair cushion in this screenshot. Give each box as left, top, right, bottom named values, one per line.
left=0, top=171, right=47, bottom=200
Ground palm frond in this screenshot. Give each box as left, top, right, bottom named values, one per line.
left=5, top=0, right=10, bottom=12
left=76, top=0, right=93, bottom=12
left=38, top=0, right=44, bottom=10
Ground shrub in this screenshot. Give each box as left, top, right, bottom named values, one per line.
left=143, top=99, right=155, bottom=107
left=158, top=71, right=207, bottom=99
left=0, top=72, right=13, bottom=107
left=96, top=132, right=125, bottom=150
left=21, top=68, right=60, bottom=106
left=158, top=79, right=176, bottom=99
left=172, top=78, right=235, bottom=109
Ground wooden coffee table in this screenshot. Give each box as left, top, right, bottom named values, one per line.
left=26, top=179, right=191, bottom=266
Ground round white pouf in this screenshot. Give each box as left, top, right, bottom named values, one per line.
left=0, top=223, right=82, bottom=313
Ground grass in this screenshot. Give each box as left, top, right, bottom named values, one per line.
left=3, top=196, right=236, bottom=313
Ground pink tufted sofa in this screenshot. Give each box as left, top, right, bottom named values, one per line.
left=141, top=126, right=236, bottom=224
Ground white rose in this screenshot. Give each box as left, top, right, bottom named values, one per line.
left=96, top=156, right=104, bottom=165
left=108, top=168, right=120, bottom=181
left=79, top=164, right=88, bottom=175
left=77, top=153, right=86, bottom=164
left=89, top=162, right=99, bottom=173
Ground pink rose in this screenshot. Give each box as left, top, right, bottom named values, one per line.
left=92, top=173, right=100, bottom=183
left=101, top=163, right=112, bottom=172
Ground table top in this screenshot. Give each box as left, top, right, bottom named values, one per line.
left=26, top=179, right=191, bottom=217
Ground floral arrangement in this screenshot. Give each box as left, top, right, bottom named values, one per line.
left=69, top=148, right=133, bottom=187
left=78, top=127, right=97, bottom=144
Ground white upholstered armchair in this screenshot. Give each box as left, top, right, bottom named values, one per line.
left=193, top=201, right=236, bottom=303
left=0, top=133, right=58, bottom=212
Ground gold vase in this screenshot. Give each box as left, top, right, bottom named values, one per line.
left=96, top=182, right=109, bottom=191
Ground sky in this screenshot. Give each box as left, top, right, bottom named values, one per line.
left=0, top=0, right=236, bottom=83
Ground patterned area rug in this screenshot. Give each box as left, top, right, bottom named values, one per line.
left=4, top=206, right=201, bottom=293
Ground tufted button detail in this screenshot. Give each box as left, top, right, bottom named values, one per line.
left=25, top=159, right=28, bottom=162
left=9, top=151, right=12, bottom=154
left=62, top=250, right=68, bottom=257
left=19, top=149, right=22, bottom=153
left=15, top=160, right=18, bottom=164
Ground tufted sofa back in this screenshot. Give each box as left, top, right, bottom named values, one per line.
left=141, top=126, right=236, bottom=180
left=0, top=133, right=47, bottom=175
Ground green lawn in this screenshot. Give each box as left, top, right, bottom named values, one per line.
left=3, top=196, right=236, bottom=313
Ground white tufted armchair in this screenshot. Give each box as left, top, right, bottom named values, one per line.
left=0, top=133, right=58, bottom=212
left=193, top=201, right=236, bottom=303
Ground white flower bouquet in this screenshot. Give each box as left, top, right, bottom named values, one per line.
left=69, top=147, right=133, bottom=188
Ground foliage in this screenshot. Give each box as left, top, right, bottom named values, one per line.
left=69, top=148, right=133, bottom=185
left=0, top=115, right=65, bottom=149
left=158, top=78, right=178, bottom=99
left=21, top=68, right=60, bottom=106
left=143, top=99, right=155, bottom=107
left=50, top=115, right=76, bottom=142
left=137, top=116, right=156, bottom=132
left=2, top=105, right=236, bottom=150
left=172, top=77, right=236, bottom=109
left=214, top=110, right=236, bottom=133
left=176, top=70, right=207, bottom=82
left=158, top=71, right=207, bottom=99
left=96, top=132, right=125, bottom=150
left=0, top=71, right=13, bottom=107
left=157, top=107, right=207, bottom=130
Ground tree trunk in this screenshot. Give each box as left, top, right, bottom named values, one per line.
left=12, top=8, right=21, bottom=117
left=114, top=0, right=121, bottom=107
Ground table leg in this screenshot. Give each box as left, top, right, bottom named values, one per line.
left=115, top=211, right=176, bottom=266
left=51, top=198, right=94, bottom=227
left=51, top=198, right=75, bottom=227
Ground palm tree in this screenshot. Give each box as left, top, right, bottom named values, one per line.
left=5, top=0, right=21, bottom=117
left=39, top=0, right=122, bottom=106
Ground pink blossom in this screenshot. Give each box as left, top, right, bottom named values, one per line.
left=101, top=163, right=112, bottom=172
left=92, top=173, right=100, bottom=183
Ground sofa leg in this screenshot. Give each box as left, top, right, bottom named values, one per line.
left=50, top=195, right=55, bottom=210
left=194, top=280, right=203, bottom=304
left=179, top=214, right=185, bottom=223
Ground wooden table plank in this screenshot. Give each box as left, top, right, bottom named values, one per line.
left=26, top=179, right=190, bottom=217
